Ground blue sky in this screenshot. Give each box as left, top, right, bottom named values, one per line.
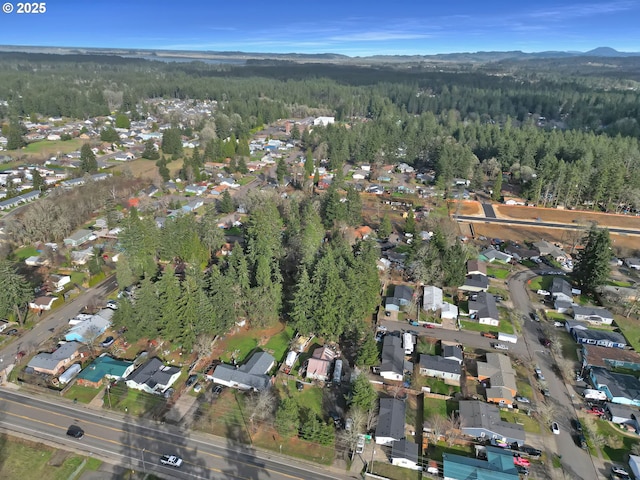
left=1, top=0, right=639, bottom=55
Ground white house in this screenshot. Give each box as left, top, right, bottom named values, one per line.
left=391, top=440, right=420, bottom=471
left=573, top=306, right=614, bottom=325
left=313, top=116, right=335, bottom=127
left=423, top=286, right=444, bottom=312
left=125, top=357, right=181, bottom=395
left=418, top=355, right=462, bottom=385
left=440, top=302, right=459, bottom=320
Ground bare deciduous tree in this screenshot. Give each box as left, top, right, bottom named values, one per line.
left=246, top=389, right=276, bottom=433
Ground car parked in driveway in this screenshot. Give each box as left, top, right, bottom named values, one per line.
left=186, top=374, right=198, bottom=387
left=100, top=336, right=115, bottom=348
left=586, top=406, right=605, bottom=416
left=515, top=396, right=530, bottom=404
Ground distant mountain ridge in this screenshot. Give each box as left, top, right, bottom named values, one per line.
left=0, top=45, right=638, bottom=63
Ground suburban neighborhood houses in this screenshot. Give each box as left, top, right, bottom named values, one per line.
left=1, top=56, right=640, bottom=480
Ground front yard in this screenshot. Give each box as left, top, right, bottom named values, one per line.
left=460, top=320, right=514, bottom=334
left=63, top=384, right=101, bottom=404
left=370, top=462, right=421, bottom=480
left=500, top=409, right=540, bottom=433
left=614, top=314, right=640, bottom=353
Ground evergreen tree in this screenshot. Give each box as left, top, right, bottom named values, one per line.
left=288, top=266, right=315, bottom=334
left=80, top=143, right=97, bottom=173
left=275, top=397, right=300, bottom=438
left=32, top=169, right=45, bottom=192
left=199, top=206, right=225, bottom=259
left=356, top=332, right=380, bottom=368
left=237, top=156, right=248, bottom=174
left=491, top=173, right=503, bottom=201
left=218, top=189, right=234, bottom=213
left=132, top=275, right=160, bottom=339
left=157, top=265, right=183, bottom=340
left=573, top=226, right=612, bottom=293
left=404, top=209, right=416, bottom=235
left=162, top=128, right=183, bottom=156
left=304, top=149, right=315, bottom=177
left=378, top=215, right=392, bottom=240
left=0, top=260, right=32, bottom=324
left=157, top=157, right=170, bottom=181
left=345, top=186, right=362, bottom=226
left=142, top=138, right=160, bottom=160
left=348, top=374, right=377, bottom=411
left=6, top=121, right=25, bottom=150
left=115, top=113, right=131, bottom=129
left=321, top=184, right=344, bottom=228
left=100, top=126, right=119, bottom=142
left=276, top=158, right=287, bottom=183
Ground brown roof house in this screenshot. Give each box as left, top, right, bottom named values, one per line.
left=477, top=353, right=517, bottom=406
left=27, top=341, right=85, bottom=375
left=306, top=346, right=336, bottom=381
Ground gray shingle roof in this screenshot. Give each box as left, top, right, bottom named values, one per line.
left=376, top=398, right=406, bottom=441
left=459, top=400, right=525, bottom=442
left=28, top=342, right=81, bottom=371
left=419, top=355, right=462, bottom=375
left=381, top=335, right=405, bottom=375
left=126, top=357, right=180, bottom=390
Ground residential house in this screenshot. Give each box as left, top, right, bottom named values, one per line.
left=182, top=199, right=204, bottom=213
left=605, top=403, right=639, bottom=430
left=306, top=346, right=336, bottom=382
left=589, top=367, right=640, bottom=407
left=440, top=302, right=459, bottom=320
left=624, top=258, right=640, bottom=270
left=380, top=334, right=412, bottom=382
left=418, top=355, right=462, bottom=385
left=76, top=354, right=135, bottom=388
left=391, top=439, right=420, bottom=470
left=467, top=260, right=487, bottom=276
left=423, top=286, right=444, bottom=312
left=385, top=285, right=414, bottom=312
left=564, top=320, right=589, bottom=334
left=27, top=342, right=84, bottom=375
left=480, top=249, right=513, bottom=263
left=550, top=278, right=573, bottom=303
left=581, top=344, right=640, bottom=372
left=352, top=170, right=368, bottom=181
left=477, top=353, right=517, bottom=406
left=24, top=256, right=49, bottom=267
left=184, top=184, right=207, bottom=196
left=468, top=292, right=500, bottom=326
left=533, top=240, right=567, bottom=262
left=459, top=400, right=525, bottom=446
left=125, top=357, right=181, bottom=395
left=572, top=328, right=627, bottom=349
left=442, top=344, right=464, bottom=364
left=313, top=116, right=335, bottom=127
left=209, top=351, right=275, bottom=391
left=63, top=229, right=93, bottom=247
left=64, top=309, right=113, bottom=343
left=49, top=274, right=71, bottom=292
left=572, top=306, right=614, bottom=325
left=443, top=446, right=520, bottom=480
left=460, top=274, right=489, bottom=293
left=504, top=243, right=539, bottom=261
left=375, top=397, right=406, bottom=445
left=29, top=296, right=57, bottom=312
left=71, top=247, right=95, bottom=265
left=555, top=300, right=572, bottom=313
left=502, top=196, right=526, bottom=206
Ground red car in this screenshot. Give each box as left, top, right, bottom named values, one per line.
left=424, top=323, right=435, bottom=328
left=513, top=456, right=531, bottom=467
left=586, top=406, right=605, bottom=416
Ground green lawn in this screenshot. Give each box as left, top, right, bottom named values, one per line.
left=13, top=246, right=39, bottom=261
left=238, top=175, right=256, bottom=186
left=413, top=376, right=460, bottom=396
left=596, top=419, right=640, bottom=462
left=264, top=325, right=294, bottom=362
left=556, top=330, right=580, bottom=362
left=220, top=335, right=259, bottom=364
left=370, top=461, right=422, bottom=480
left=614, top=314, right=640, bottom=352
left=21, top=138, right=84, bottom=155
left=516, top=378, right=534, bottom=399
left=528, top=276, right=551, bottom=292
left=460, top=320, right=514, bottom=334
left=500, top=410, right=540, bottom=433
left=428, top=441, right=474, bottom=462
left=545, top=311, right=568, bottom=321
left=106, top=383, right=165, bottom=416
left=608, top=280, right=634, bottom=287
left=63, top=384, right=101, bottom=404
left=416, top=337, right=439, bottom=356
left=423, top=397, right=448, bottom=419
left=285, top=381, right=324, bottom=417
left=487, top=266, right=510, bottom=279
left=0, top=436, right=102, bottom=480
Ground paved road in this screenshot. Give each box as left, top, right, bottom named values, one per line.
left=0, top=275, right=118, bottom=365
left=0, top=389, right=342, bottom=480
left=456, top=215, right=640, bottom=236
left=481, top=203, right=496, bottom=218
left=508, top=270, right=601, bottom=480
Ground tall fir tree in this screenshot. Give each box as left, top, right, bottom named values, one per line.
left=80, top=143, right=97, bottom=173
left=573, top=226, right=612, bottom=293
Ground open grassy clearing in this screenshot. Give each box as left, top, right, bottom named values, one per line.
left=487, top=266, right=510, bottom=279
left=0, top=435, right=102, bottom=480
left=370, top=461, right=422, bottom=480
left=596, top=419, right=640, bottom=462
left=63, top=384, right=101, bottom=404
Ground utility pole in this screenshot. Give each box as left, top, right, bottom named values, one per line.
left=141, top=448, right=146, bottom=474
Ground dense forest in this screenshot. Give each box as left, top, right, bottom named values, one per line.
left=1, top=52, right=640, bottom=211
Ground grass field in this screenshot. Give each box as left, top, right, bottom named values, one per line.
left=13, top=246, right=39, bottom=261
left=614, top=314, right=640, bottom=352
left=427, top=441, right=473, bottom=462
left=487, top=266, right=510, bottom=279
left=63, top=384, right=101, bottom=404
left=0, top=436, right=102, bottom=480
left=460, top=320, right=514, bottom=334
left=423, top=397, right=448, bottom=419
left=264, top=325, right=294, bottom=362
left=596, top=420, right=640, bottom=462
left=13, top=138, right=85, bottom=160
left=500, top=410, right=540, bottom=433
left=370, top=461, right=422, bottom=480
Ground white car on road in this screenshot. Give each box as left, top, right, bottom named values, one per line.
left=551, top=422, right=560, bottom=435
left=160, top=455, right=183, bottom=468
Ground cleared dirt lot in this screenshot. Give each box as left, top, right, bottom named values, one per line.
left=462, top=222, right=640, bottom=252
left=494, top=204, right=640, bottom=230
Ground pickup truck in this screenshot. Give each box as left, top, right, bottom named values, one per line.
left=481, top=332, right=498, bottom=339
